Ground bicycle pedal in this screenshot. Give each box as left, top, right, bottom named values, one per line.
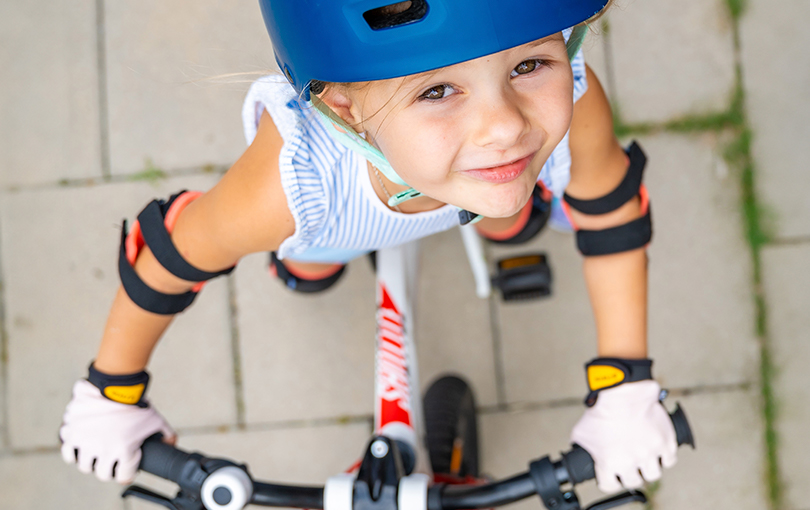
left=491, top=253, right=552, bottom=302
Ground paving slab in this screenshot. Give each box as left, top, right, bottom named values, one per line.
left=0, top=0, right=101, bottom=187
left=740, top=0, right=810, bottom=239
left=655, top=389, right=767, bottom=510
left=0, top=451, right=124, bottom=510
left=128, top=422, right=372, bottom=510
left=640, top=134, right=759, bottom=390
left=234, top=252, right=377, bottom=425
left=491, top=229, right=599, bottom=404
left=415, top=229, right=498, bottom=407
left=493, top=134, right=758, bottom=405
left=761, top=243, right=810, bottom=508
left=104, top=0, right=275, bottom=176
left=479, top=389, right=766, bottom=510
left=0, top=175, right=238, bottom=450
left=607, top=0, right=736, bottom=124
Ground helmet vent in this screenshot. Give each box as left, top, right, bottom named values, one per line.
left=363, top=0, right=428, bottom=30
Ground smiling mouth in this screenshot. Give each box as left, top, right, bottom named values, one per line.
left=462, top=154, right=536, bottom=184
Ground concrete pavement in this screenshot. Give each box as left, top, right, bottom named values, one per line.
left=1, top=0, right=804, bottom=508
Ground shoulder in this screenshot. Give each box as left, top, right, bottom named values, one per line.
left=566, top=64, right=629, bottom=198
left=193, top=111, right=295, bottom=258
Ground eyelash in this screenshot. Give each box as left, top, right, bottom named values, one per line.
left=417, top=59, right=552, bottom=102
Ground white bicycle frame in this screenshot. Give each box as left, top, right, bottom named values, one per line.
left=324, top=225, right=489, bottom=510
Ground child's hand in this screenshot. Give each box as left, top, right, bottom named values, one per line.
left=59, top=380, right=176, bottom=484
left=570, top=380, right=677, bottom=493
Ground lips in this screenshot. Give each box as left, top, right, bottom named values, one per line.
left=462, top=154, right=535, bottom=184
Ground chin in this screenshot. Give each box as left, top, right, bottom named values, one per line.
left=470, top=184, right=534, bottom=218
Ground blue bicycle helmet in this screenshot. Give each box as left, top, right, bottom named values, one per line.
left=259, top=0, right=608, bottom=97
left=257, top=0, right=608, bottom=223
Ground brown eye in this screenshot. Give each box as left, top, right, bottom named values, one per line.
left=511, top=59, right=548, bottom=77
left=419, top=84, right=454, bottom=100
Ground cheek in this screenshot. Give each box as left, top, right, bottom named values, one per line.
left=531, top=74, right=575, bottom=142
left=375, top=118, right=458, bottom=186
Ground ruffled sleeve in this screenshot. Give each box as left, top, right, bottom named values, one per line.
left=241, top=75, right=330, bottom=259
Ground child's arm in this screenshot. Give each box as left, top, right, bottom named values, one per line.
left=95, top=111, right=294, bottom=374
left=61, top=111, right=294, bottom=484
left=565, top=66, right=677, bottom=494
left=566, top=65, right=647, bottom=359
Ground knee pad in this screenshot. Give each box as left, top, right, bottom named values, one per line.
left=269, top=252, right=346, bottom=293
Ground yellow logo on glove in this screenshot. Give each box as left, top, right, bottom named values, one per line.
left=104, top=384, right=145, bottom=405
left=587, top=365, right=626, bottom=391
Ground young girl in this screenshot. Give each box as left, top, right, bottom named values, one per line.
left=59, top=0, right=678, bottom=495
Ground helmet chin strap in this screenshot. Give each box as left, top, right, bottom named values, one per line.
left=310, top=96, right=483, bottom=224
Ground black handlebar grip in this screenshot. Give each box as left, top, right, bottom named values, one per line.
left=139, top=433, right=195, bottom=483
left=669, top=403, right=695, bottom=449
left=561, top=445, right=595, bottom=485
left=562, top=404, right=695, bottom=485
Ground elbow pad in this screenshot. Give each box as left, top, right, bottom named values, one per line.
left=118, top=190, right=234, bottom=315
left=562, top=141, right=653, bottom=256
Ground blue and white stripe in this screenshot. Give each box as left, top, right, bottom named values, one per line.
left=242, top=50, right=588, bottom=264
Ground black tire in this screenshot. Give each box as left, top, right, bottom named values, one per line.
left=423, top=375, right=479, bottom=477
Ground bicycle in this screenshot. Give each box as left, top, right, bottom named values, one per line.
left=123, top=227, right=695, bottom=510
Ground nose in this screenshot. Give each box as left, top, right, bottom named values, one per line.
left=470, top=88, right=530, bottom=150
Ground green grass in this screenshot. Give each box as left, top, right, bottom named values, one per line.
left=644, top=481, right=661, bottom=510
left=611, top=11, right=782, bottom=504
left=129, top=159, right=167, bottom=185
left=726, top=0, right=747, bottom=21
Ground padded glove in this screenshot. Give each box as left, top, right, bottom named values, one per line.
left=59, top=379, right=175, bottom=484
left=570, top=379, right=677, bottom=493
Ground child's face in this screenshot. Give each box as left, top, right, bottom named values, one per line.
left=343, top=33, right=573, bottom=218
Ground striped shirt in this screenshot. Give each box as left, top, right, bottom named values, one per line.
left=242, top=50, right=588, bottom=263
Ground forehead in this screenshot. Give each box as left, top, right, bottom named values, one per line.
left=376, top=33, right=567, bottom=88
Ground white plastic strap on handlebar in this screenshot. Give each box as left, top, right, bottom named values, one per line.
left=398, top=474, right=430, bottom=510
left=200, top=466, right=253, bottom=510
left=325, top=473, right=355, bottom=510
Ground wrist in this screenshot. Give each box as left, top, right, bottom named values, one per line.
left=87, top=361, right=150, bottom=407
left=584, top=357, right=653, bottom=407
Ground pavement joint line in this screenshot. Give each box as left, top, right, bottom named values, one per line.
left=476, top=381, right=752, bottom=416
left=226, top=275, right=247, bottom=428
left=95, top=0, right=111, bottom=179
left=175, top=414, right=374, bottom=437
left=766, top=235, right=810, bottom=247
left=723, top=4, right=784, bottom=508
left=0, top=221, right=10, bottom=450
left=0, top=165, right=229, bottom=194
left=0, top=383, right=752, bottom=458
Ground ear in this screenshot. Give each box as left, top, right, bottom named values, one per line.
left=318, top=88, right=364, bottom=132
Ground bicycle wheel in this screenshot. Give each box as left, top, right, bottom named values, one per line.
left=423, top=375, right=479, bottom=477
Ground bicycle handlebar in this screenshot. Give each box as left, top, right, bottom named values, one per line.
left=136, top=404, right=694, bottom=510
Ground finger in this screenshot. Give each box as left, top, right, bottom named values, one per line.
left=639, top=459, right=662, bottom=483
left=618, top=468, right=644, bottom=490
left=61, top=443, right=77, bottom=465
left=94, top=456, right=116, bottom=483
left=76, top=450, right=96, bottom=475
left=661, top=449, right=677, bottom=469
left=595, top=466, right=622, bottom=494
left=160, top=424, right=177, bottom=446
left=114, top=450, right=141, bottom=485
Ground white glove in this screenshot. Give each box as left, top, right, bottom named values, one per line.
left=570, top=380, right=677, bottom=493
left=59, top=379, right=175, bottom=484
